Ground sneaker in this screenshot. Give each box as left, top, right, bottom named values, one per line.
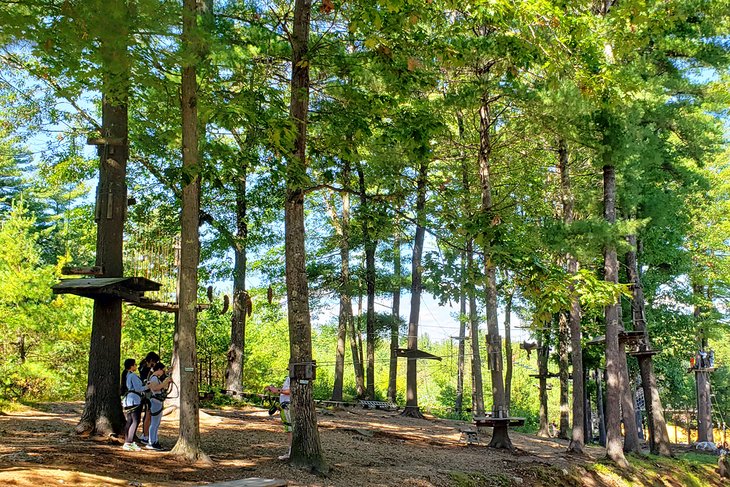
left=123, top=443, right=141, bottom=451
left=145, top=442, right=164, bottom=451
left=138, top=437, right=149, bottom=444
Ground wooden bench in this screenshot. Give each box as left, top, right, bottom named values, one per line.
left=359, top=400, right=399, bottom=411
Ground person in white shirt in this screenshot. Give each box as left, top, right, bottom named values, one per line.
left=265, top=376, right=291, bottom=460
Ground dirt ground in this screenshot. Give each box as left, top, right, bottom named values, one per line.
left=0, top=402, right=718, bottom=486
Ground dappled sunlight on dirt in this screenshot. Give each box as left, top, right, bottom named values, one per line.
left=0, top=402, right=726, bottom=486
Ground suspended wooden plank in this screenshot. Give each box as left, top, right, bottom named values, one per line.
left=61, top=266, right=104, bottom=276
left=126, top=299, right=211, bottom=313
left=395, top=348, right=442, bottom=361
left=629, top=349, right=661, bottom=357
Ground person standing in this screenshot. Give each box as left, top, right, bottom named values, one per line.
left=146, top=362, right=172, bottom=451
left=121, top=358, right=147, bottom=451
left=138, top=352, right=160, bottom=444
left=265, top=376, right=292, bottom=460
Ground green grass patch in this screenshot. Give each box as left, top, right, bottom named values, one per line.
left=585, top=451, right=721, bottom=487
left=447, top=471, right=511, bottom=487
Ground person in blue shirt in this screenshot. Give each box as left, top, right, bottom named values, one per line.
left=120, top=358, right=148, bottom=451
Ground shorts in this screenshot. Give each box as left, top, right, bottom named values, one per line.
left=280, top=402, right=292, bottom=433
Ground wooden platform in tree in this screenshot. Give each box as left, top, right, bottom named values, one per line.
left=198, top=478, right=287, bottom=487
left=688, top=367, right=716, bottom=373
left=629, top=349, right=661, bottom=357
left=529, top=372, right=560, bottom=379
left=587, top=330, right=647, bottom=346
left=395, top=348, right=442, bottom=360
left=51, top=277, right=161, bottom=302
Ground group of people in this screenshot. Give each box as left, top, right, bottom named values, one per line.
left=690, top=349, right=716, bottom=369
left=120, top=352, right=172, bottom=452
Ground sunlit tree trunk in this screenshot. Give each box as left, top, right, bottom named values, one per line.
left=171, top=0, right=206, bottom=462
left=537, top=332, right=550, bottom=438
left=558, top=312, right=570, bottom=440
left=387, top=230, right=401, bottom=403
left=331, top=161, right=352, bottom=402
left=559, top=140, right=585, bottom=453
left=603, top=161, right=629, bottom=467
left=285, top=0, right=327, bottom=471
left=626, top=234, right=672, bottom=455
left=478, top=96, right=510, bottom=449
left=402, top=158, right=427, bottom=419
left=76, top=0, right=129, bottom=438
left=455, top=253, right=467, bottom=413
left=225, top=175, right=247, bottom=396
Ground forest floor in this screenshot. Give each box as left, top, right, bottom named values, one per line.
left=0, top=401, right=725, bottom=487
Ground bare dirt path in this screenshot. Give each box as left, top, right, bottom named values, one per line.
left=0, top=402, right=717, bottom=486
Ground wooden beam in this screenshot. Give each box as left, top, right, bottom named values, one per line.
left=61, top=266, right=104, bottom=276
left=86, top=137, right=127, bottom=146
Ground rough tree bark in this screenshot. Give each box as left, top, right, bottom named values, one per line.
left=478, top=97, right=511, bottom=449
left=387, top=230, right=401, bottom=404
left=224, top=174, right=247, bottom=396
left=171, top=0, right=206, bottom=462
left=558, top=312, right=571, bottom=440
left=284, top=0, right=327, bottom=472
left=466, top=243, right=485, bottom=417
left=504, top=290, right=513, bottom=412
left=455, top=253, right=467, bottom=413
left=626, top=234, right=672, bottom=455
left=537, top=332, right=550, bottom=438
left=331, top=160, right=352, bottom=402
left=460, top=117, right=484, bottom=417
left=402, top=158, right=428, bottom=419
left=357, top=166, right=377, bottom=399
left=603, top=162, right=629, bottom=467
left=559, top=140, right=585, bottom=453
left=693, top=284, right=714, bottom=444
left=75, top=0, right=128, bottom=438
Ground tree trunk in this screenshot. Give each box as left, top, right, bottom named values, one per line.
left=597, top=369, right=606, bottom=447
left=537, top=333, right=550, bottom=438
left=455, top=253, right=467, bottom=414
left=331, top=162, right=352, bottom=402
left=478, top=97, right=511, bottom=449
left=559, top=139, right=585, bottom=453
left=225, top=175, right=247, bottom=396
left=387, top=230, right=401, bottom=404
left=358, top=166, right=377, bottom=399
left=558, top=312, right=570, bottom=440
left=603, top=163, right=629, bottom=467
left=348, top=299, right=364, bottom=398
left=504, top=291, right=513, bottom=413
left=467, top=240, right=485, bottom=417
left=692, top=284, right=714, bottom=444
left=626, top=234, right=672, bottom=455
left=402, top=158, right=427, bottom=419
left=76, top=0, right=128, bottom=437
left=171, top=0, right=205, bottom=462
left=284, top=0, right=327, bottom=472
